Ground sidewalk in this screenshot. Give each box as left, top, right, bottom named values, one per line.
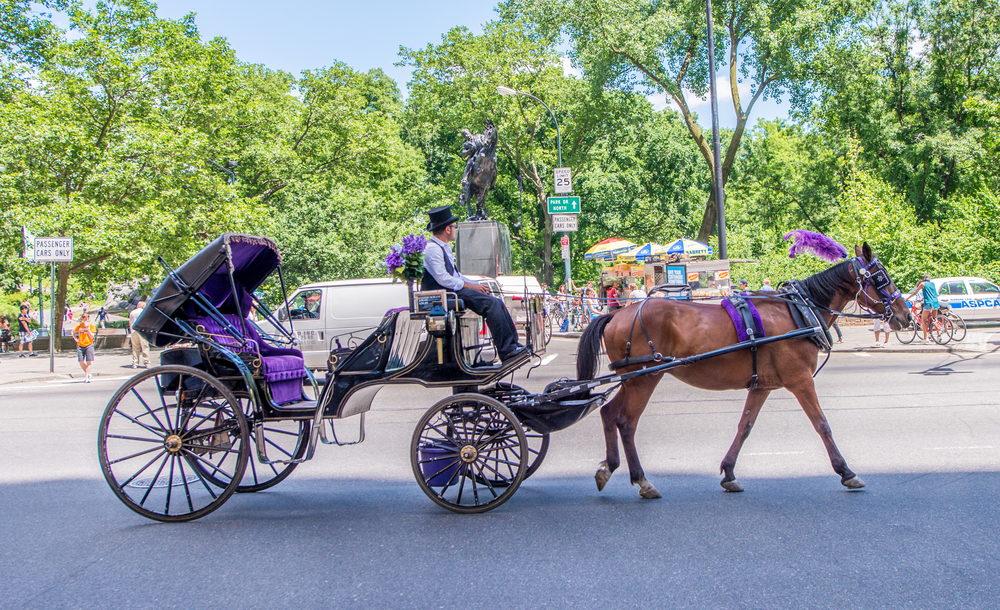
left=0, top=347, right=159, bottom=386
left=552, top=322, right=1000, bottom=355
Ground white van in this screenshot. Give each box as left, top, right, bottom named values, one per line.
left=259, top=278, right=410, bottom=370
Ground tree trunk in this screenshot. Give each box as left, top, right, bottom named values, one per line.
left=53, top=262, right=70, bottom=352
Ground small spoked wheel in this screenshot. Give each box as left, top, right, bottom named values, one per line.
left=948, top=314, right=967, bottom=342
left=98, top=365, right=249, bottom=522
left=895, top=322, right=917, bottom=344
left=484, top=382, right=549, bottom=481
left=411, top=394, right=527, bottom=513
left=234, top=393, right=310, bottom=493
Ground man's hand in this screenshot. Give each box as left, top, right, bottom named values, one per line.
left=464, top=281, right=489, bottom=294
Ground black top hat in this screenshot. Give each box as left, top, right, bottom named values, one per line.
left=426, top=205, right=461, bottom=233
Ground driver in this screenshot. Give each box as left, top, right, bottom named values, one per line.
left=421, top=206, right=526, bottom=363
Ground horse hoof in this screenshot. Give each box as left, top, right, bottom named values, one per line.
left=639, top=483, right=662, bottom=499
left=721, top=479, right=744, bottom=493
left=842, top=476, right=866, bottom=490
left=595, top=468, right=611, bottom=492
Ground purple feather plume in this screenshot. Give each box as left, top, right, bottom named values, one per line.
left=784, top=230, right=848, bottom=263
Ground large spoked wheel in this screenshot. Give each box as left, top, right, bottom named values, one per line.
left=895, top=321, right=918, bottom=344
left=411, top=394, right=527, bottom=514
left=236, top=393, right=310, bottom=493
left=931, top=315, right=954, bottom=345
left=483, top=382, right=549, bottom=481
left=98, top=365, right=249, bottom=522
left=947, top=313, right=967, bottom=342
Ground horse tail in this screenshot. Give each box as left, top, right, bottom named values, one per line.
left=577, top=313, right=615, bottom=381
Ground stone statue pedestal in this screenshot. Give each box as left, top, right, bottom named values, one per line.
left=455, top=220, right=511, bottom=278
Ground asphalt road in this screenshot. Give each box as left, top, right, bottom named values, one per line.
left=2, top=338, right=999, bottom=609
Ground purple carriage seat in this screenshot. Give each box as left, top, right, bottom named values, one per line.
left=189, top=313, right=307, bottom=406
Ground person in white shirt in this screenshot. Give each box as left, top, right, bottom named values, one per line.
left=421, top=206, right=524, bottom=362
left=760, top=278, right=776, bottom=292
left=629, top=283, right=647, bottom=301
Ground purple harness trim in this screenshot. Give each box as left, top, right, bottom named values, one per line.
left=722, top=295, right=766, bottom=343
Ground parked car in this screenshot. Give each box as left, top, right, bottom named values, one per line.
left=259, top=278, right=409, bottom=370
left=927, top=277, right=1000, bottom=321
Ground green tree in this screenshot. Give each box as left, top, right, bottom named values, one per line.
left=506, top=0, right=870, bottom=242
left=2, top=0, right=272, bottom=345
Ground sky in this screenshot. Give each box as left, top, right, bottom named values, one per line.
left=81, top=1, right=791, bottom=130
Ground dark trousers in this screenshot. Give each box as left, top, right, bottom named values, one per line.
left=457, top=287, right=518, bottom=356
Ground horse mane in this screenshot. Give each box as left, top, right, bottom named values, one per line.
left=796, top=260, right=854, bottom=308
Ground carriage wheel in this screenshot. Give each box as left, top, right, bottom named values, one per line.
left=542, top=314, right=553, bottom=345
left=236, top=393, right=310, bottom=493
left=98, top=365, right=249, bottom=522
left=411, top=394, right=527, bottom=514
left=484, top=382, right=549, bottom=481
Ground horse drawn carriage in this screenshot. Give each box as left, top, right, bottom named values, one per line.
left=98, top=232, right=911, bottom=522
left=97, top=234, right=605, bottom=521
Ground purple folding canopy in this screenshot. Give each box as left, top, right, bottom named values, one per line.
left=134, top=233, right=282, bottom=347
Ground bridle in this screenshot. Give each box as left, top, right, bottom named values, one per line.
left=849, top=256, right=903, bottom=320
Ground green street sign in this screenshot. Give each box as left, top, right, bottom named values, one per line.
left=547, top=196, right=581, bottom=214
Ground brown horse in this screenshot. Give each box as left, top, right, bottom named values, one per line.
left=576, top=243, right=911, bottom=499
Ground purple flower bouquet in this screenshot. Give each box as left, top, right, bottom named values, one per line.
left=385, top=234, right=426, bottom=283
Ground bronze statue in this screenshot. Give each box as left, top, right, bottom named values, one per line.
left=458, top=120, right=498, bottom=220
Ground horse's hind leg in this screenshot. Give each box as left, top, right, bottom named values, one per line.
left=616, top=377, right=661, bottom=499
left=595, top=394, right=624, bottom=492
left=719, top=389, right=771, bottom=492
left=787, top=381, right=865, bottom=489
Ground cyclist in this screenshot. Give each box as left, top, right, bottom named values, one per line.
left=907, top=274, right=939, bottom=344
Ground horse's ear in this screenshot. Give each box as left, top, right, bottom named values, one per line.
left=862, top=242, right=873, bottom=262
left=854, top=244, right=863, bottom=258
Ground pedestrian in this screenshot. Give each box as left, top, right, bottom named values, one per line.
left=96, top=306, right=108, bottom=329
left=128, top=301, right=150, bottom=368
left=72, top=312, right=97, bottom=383
left=760, top=278, right=776, bottom=292
left=738, top=279, right=748, bottom=292
left=629, top=282, right=647, bottom=302
left=556, top=284, right=570, bottom=332
left=832, top=321, right=844, bottom=344
left=17, top=305, right=37, bottom=358
left=907, top=274, right=939, bottom=344
left=871, top=318, right=891, bottom=348
left=0, top=316, right=11, bottom=354
left=607, top=282, right=621, bottom=311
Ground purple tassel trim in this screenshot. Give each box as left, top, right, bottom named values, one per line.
left=784, top=230, right=848, bottom=263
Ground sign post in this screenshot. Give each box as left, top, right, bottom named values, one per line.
left=554, top=167, right=572, bottom=194
left=33, top=237, right=73, bottom=372
left=548, top=196, right=580, bottom=289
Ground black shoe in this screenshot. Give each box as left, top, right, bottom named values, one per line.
left=500, top=346, right=528, bottom=363
left=28, top=353, right=37, bottom=357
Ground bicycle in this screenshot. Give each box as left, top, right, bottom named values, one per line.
left=940, top=307, right=967, bottom=342
left=894, top=310, right=954, bottom=345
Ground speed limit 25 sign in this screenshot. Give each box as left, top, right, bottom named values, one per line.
left=554, top=167, right=572, bottom=194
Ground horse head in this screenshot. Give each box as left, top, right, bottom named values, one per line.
left=851, top=242, right=911, bottom=331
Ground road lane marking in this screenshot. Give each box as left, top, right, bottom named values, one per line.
left=929, top=446, right=996, bottom=450
left=540, top=354, right=558, bottom=365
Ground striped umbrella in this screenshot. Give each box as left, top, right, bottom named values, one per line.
left=660, top=238, right=713, bottom=257
left=626, top=242, right=664, bottom=262
left=584, top=238, right=637, bottom=261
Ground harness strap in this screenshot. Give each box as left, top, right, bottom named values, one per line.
left=608, top=300, right=664, bottom=370
left=723, top=295, right=764, bottom=390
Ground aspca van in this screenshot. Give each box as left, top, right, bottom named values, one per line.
left=259, top=278, right=409, bottom=370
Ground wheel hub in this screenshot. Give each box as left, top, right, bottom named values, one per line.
left=164, top=434, right=183, bottom=453
left=460, top=445, right=478, bottom=463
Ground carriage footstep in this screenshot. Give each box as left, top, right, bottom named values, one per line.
left=842, top=475, right=866, bottom=490
left=720, top=479, right=744, bottom=493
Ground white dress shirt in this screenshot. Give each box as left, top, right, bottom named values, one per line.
left=423, top=236, right=473, bottom=291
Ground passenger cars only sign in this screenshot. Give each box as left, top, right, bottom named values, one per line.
left=33, top=237, right=74, bottom=262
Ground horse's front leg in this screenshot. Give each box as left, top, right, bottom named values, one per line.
left=787, top=381, right=865, bottom=489
left=718, top=389, right=771, bottom=492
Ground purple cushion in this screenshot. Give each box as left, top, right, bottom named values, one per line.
left=262, top=354, right=307, bottom=383
left=187, top=314, right=307, bottom=387
left=269, top=379, right=303, bottom=405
